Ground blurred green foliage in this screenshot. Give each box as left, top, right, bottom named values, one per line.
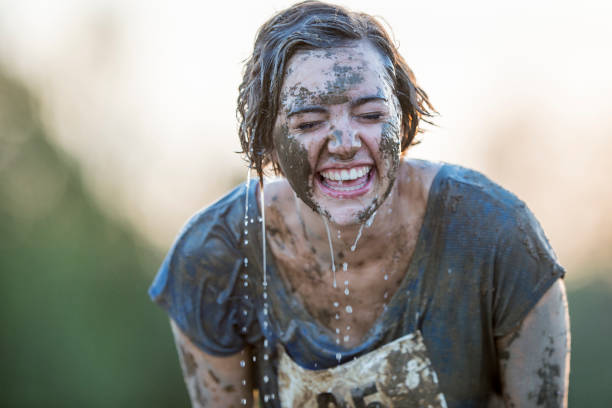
left=0, top=70, right=189, bottom=406
left=0, top=68, right=611, bottom=407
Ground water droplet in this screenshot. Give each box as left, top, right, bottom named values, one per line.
left=243, top=294, right=249, bottom=300
left=241, top=398, right=247, bottom=405
left=350, top=223, right=365, bottom=251
left=242, top=379, right=247, bottom=386
left=244, top=281, right=248, bottom=287
left=264, top=354, right=269, bottom=360
left=346, top=325, right=351, bottom=331
left=333, top=301, right=339, bottom=307
left=337, top=230, right=341, bottom=239
left=384, top=291, right=389, bottom=299
left=335, top=328, right=340, bottom=334
left=250, top=218, right=254, bottom=223
left=384, top=274, right=388, bottom=280
left=344, top=288, right=349, bottom=296
left=263, top=321, right=268, bottom=328
left=366, top=210, right=377, bottom=227
left=241, top=326, right=247, bottom=333
left=271, top=394, right=275, bottom=400
left=344, top=280, right=349, bottom=286
left=264, top=395, right=269, bottom=402
left=344, top=335, right=350, bottom=342
left=252, top=355, right=257, bottom=362
left=243, top=274, right=248, bottom=280
left=240, top=360, right=246, bottom=367
left=263, top=292, right=267, bottom=299
left=336, top=338, right=340, bottom=344
left=346, top=305, right=353, bottom=314
left=244, top=258, right=248, bottom=266
left=322, top=216, right=337, bottom=289
left=244, top=240, right=249, bottom=245
left=245, top=230, right=248, bottom=235
left=258, top=216, right=263, bottom=222
left=448, top=268, right=452, bottom=274
left=263, top=308, right=268, bottom=315
left=264, top=339, right=269, bottom=348
left=336, top=352, right=342, bottom=362
left=264, top=375, right=269, bottom=383
left=342, top=262, right=348, bottom=272
left=314, top=363, right=318, bottom=368
left=335, top=313, right=340, bottom=320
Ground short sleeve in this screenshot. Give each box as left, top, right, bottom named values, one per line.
left=492, top=203, right=566, bottom=337
left=148, top=186, right=257, bottom=355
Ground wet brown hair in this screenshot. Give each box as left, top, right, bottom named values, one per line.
left=237, top=0, right=435, bottom=182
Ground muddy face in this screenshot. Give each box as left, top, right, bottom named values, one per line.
left=273, top=123, right=320, bottom=213
left=272, top=40, right=402, bottom=226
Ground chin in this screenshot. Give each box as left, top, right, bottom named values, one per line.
left=316, top=196, right=381, bottom=227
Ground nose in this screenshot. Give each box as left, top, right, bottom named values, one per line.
left=327, top=121, right=362, bottom=159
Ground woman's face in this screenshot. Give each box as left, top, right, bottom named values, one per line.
left=273, top=41, right=402, bottom=226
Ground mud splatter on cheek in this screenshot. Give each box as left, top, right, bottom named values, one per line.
left=273, top=124, right=319, bottom=213
left=356, top=114, right=400, bottom=222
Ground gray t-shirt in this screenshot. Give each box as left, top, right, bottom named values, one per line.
left=149, top=163, right=565, bottom=407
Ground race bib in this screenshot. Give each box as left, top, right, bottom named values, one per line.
left=277, top=331, right=448, bottom=407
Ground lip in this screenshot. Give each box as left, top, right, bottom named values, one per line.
left=316, top=167, right=375, bottom=199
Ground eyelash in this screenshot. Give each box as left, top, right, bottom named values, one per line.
left=359, top=113, right=383, bottom=121
left=295, top=113, right=385, bottom=131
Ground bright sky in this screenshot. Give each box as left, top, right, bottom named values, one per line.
left=1, top=0, right=611, bottom=274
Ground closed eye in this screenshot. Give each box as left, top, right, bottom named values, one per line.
left=297, top=121, right=323, bottom=131
left=358, top=112, right=384, bottom=121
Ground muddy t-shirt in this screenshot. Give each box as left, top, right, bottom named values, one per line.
left=149, top=163, right=565, bottom=407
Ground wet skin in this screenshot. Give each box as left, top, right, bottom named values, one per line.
left=168, top=39, right=570, bottom=407
left=273, top=41, right=402, bottom=226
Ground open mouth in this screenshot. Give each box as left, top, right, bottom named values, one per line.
left=317, top=165, right=374, bottom=198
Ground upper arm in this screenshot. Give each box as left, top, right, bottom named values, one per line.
left=171, top=319, right=254, bottom=408
left=496, top=279, right=570, bottom=407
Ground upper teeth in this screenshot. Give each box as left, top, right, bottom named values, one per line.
left=320, top=166, right=371, bottom=181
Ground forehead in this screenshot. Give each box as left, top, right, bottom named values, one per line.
left=281, top=41, right=391, bottom=104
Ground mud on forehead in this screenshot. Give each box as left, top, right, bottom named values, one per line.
left=280, top=46, right=393, bottom=113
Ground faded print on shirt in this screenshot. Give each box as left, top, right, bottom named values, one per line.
left=277, top=331, right=448, bottom=408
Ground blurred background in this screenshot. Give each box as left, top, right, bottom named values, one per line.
left=0, top=0, right=610, bottom=406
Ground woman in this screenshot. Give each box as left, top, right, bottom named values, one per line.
left=149, top=2, right=570, bottom=407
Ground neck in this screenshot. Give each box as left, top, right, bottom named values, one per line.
left=295, top=182, right=402, bottom=266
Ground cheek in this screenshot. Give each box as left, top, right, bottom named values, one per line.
left=273, top=125, right=320, bottom=212
left=379, top=112, right=402, bottom=178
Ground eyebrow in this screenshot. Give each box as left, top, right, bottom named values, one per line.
left=286, top=96, right=387, bottom=118
left=286, top=106, right=327, bottom=119
left=350, top=96, right=387, bottom=108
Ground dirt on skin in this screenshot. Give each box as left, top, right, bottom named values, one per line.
left=272, top=123, right=320, bottom=215
left=531, top=336, right=561, bottom=407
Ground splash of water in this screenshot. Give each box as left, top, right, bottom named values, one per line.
left=350, top=210, right=378, bottom=252
left=350, top=223, right=365, bottom=252
left=322, top=216, right=337, bottom=288
left=259, top=179, right=267, bottom=286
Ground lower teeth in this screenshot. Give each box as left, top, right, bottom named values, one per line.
left=325, top=180, right=367, bottom=191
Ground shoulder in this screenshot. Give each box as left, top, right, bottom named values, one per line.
left=432, top=162, right=529, bottom=221
left=149, top=182, right=251, bottom=306
left=170, top=182, right=252, bottom=262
